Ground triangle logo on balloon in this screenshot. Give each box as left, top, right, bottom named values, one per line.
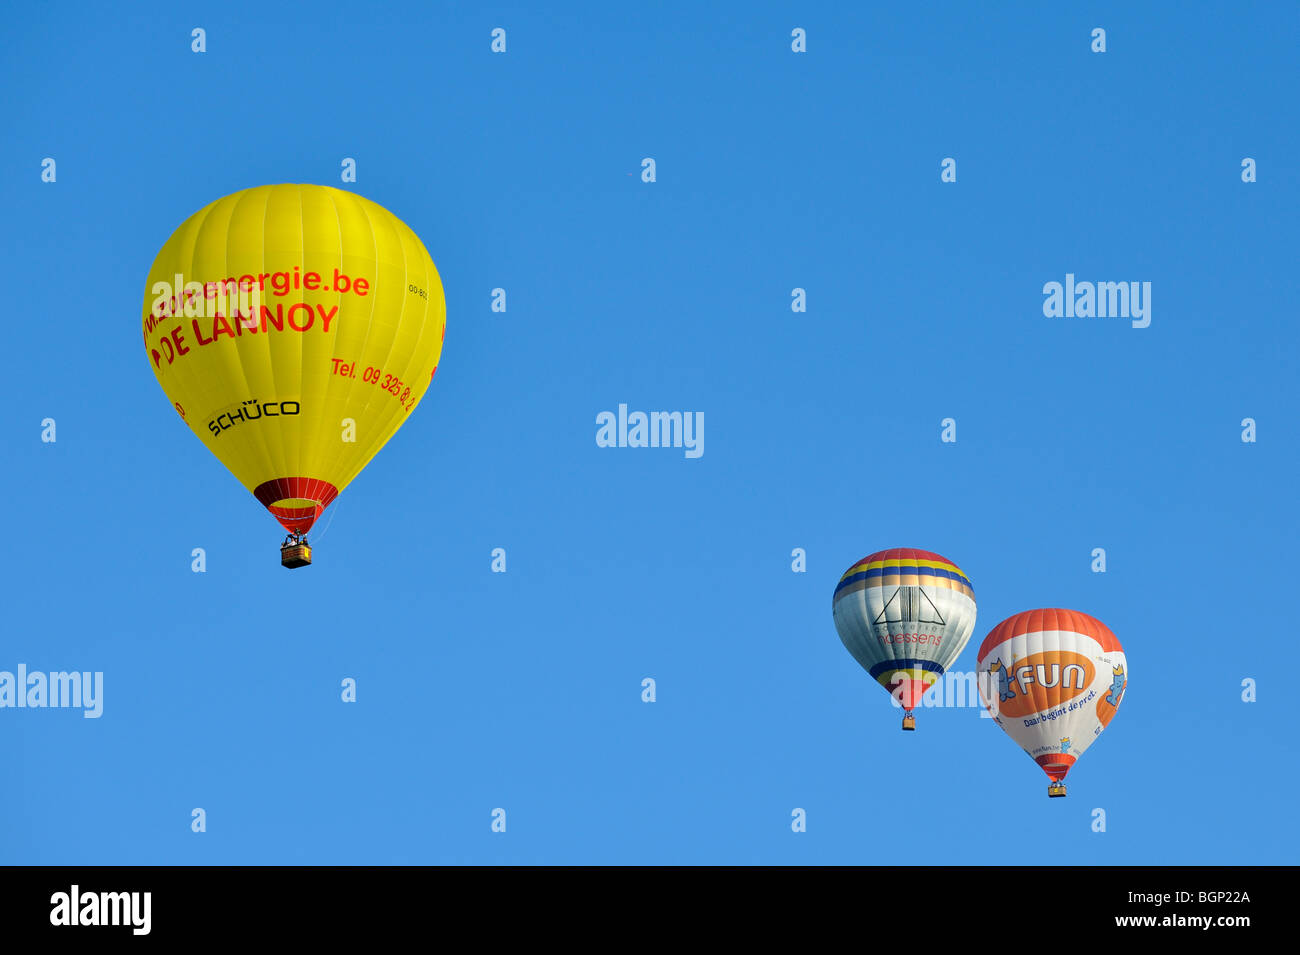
left=874, top=586, right=947, bottom=625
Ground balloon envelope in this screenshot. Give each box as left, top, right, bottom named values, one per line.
left=142, top=184, right=446, bottom=536
left=976, top=608, right=1128, bottom=785
left=832, top=548, right=977, bottom=714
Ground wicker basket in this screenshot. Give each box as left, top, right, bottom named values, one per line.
left=281, top=543, right=312, bottom=569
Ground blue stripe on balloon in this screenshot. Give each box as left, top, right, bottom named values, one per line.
left=833, top=565, right=970, bottom=599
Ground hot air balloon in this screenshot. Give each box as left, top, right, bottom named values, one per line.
left=976, top=609, right=1127, bottom=797
left=832, top=548, right=977, bottom=730
left=141, top=184, right=446, bottom=567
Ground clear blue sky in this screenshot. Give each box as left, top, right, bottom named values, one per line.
left=1, top=1, right=1296, bottom=864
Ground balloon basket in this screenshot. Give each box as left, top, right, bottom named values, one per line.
left=1048, top=782, right=1067, bottom=798
left=281, top=542, right=312, bottom=569
left=901, top=714, right=916, bottom=731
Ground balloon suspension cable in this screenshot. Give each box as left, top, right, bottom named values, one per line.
left=282, top=531, right=308, bottom=546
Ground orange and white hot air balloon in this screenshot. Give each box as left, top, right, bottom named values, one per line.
left=976, top=609, right=1128, bottom=797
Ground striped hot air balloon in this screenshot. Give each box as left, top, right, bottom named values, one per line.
left=976, top=609, right=1128, bottom=797
left=832, top=548, right=977, bottom=730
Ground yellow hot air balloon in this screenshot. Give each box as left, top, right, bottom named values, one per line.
left=142, top=184, right=446, bottom=567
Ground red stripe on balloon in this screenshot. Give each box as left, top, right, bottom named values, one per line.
left=978, top=608, right=1123, bottom=660
left=253, top=477, right=340, bottom=535
left=1034, top=753, right=1077, bottom=782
